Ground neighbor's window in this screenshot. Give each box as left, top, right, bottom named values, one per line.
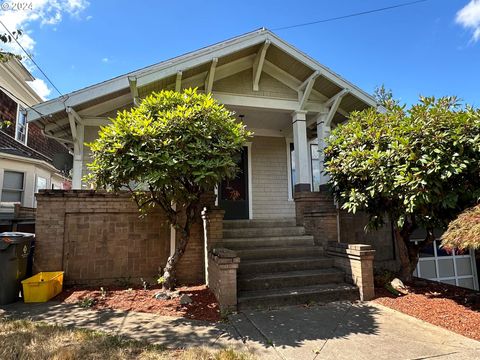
left=15, top=105, right=27, bottom=144
left=35, top=176, right=47, bottom=193
left=1, top=171, right=24, bottom=203
left=310, top=144, right=320, bottom=192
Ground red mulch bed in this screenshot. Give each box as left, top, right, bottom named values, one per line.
left=54, top=285, right=220, bottom=322
left=374, top=279, right=480, bottom=341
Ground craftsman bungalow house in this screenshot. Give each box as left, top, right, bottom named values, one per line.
left=28, top=29, right=478, bottom=307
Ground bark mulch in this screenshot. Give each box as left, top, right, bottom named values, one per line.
left=54, top=285, right=220, bottom=322
left=374, top=279, right=480, bottom=341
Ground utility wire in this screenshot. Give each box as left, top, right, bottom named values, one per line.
left=0, top=84, right=47, bottom=118
left=0, top=19, right=64, bottom=97
left=272, top=0, right=429, bottom=31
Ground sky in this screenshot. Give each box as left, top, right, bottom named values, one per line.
left=0, top=0, right=479, bottom=106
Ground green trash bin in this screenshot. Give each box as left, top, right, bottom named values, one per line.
left=0, top=232, right=35, bottom=305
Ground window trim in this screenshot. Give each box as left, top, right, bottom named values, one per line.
left=310, top=143, right=320, bottom=192
left=15, top=104, right=28, bottom=144
left=1, top=169, right=25, bottom=204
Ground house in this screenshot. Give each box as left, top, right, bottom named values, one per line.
left=27, top=29, right=478, bottom=308
left=0, top=55, right=70, bottom=228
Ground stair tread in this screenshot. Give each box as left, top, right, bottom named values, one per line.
left=223, top=219, right=297, bottom=229
left=239, top=268, right=344, bottom=281
left=224, top=218, right=295, bottom=223
left=224, top=226, right=304, bottom=231
left=236, top=245, right=323, bottom=252
left=238, top=283, right=357, bottom=301
left=222, top=235, right=313, bottom=241
left=240, top=257, right=332, bottom=265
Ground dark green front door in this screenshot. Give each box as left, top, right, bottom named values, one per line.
left=219, top=146, right=249, bottom=220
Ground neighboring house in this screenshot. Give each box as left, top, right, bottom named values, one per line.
left=27, top=29, right=478, bottom=296
left=0, top=56, right=70, bottom=218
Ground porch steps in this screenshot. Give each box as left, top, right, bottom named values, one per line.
left=222, top=218, right=359, bottom=309
left=238, top=257, right=334, bottom=274
left=223, top=226, right=305, bottom=238
left=238, top=268, right=345, bottom=291
left=223, top=218, right=296, bottom=229
left=219, top=235, right=314, bottom=249
left=238, top=284, right=359, bottom=309
left=234, top=246, right=325, bottom=260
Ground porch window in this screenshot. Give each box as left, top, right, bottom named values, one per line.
left=15, top=105, right=27, bottom=144
left=1, top=171, right=24, bottom=203
left=310, top=144, right=320, bottom=192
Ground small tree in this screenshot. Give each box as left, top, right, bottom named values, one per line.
left=441, top=204, right=480, bottom=251
left=0, top=30, right=22, bottom=62
left=325, top=96, right=480, bottom=281
left=87, top=88, right=250, bottom=289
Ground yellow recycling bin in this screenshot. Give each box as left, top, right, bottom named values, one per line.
left=21, top=271, right=64, bottom=303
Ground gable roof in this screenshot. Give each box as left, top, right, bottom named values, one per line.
left=27, top=28, right=378, bottom=123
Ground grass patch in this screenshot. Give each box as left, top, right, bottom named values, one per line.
left=0, top=318, right=254, bottom=360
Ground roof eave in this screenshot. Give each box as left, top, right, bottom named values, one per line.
left=27, top=28, right=378, bottom=122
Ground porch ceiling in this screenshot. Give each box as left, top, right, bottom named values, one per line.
left=228, top=105, right=292, bottom=133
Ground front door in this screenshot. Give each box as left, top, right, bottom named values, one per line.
left=219, top=146, right=249, bottom=220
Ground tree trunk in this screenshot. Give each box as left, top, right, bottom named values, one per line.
left=162, top=227, right=190, bottom=290
left=394, top=228, right=419, bottom=282
left=394, top=224, right=436, bottom=283
left=161, top=204, right=198, bottom=291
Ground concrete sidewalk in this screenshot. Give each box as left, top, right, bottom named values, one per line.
left=1, top=301, right=479, bottom=359
left=231, top=302, right=480, bottom=360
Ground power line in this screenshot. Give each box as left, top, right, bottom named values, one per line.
left=272, top=0, right=429, bottom=31
left=0, top=19, right=64, bottom=97
left=0, top=84, right=47, bottom=119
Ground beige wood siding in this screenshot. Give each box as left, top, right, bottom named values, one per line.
left=214, top=69, right=298, bottom=99
left=251, top=136, right=294, bottom=219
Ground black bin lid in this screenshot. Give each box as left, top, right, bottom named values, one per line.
left=0, top=232, right=35, bottom=244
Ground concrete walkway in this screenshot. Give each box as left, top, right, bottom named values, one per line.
left=1, top=301, right=479, bottom=359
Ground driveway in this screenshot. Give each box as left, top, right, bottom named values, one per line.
left=1, top=301, right=479, bottom=359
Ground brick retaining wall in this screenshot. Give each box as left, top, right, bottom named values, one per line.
left=34, top=190, right=220, bottom=286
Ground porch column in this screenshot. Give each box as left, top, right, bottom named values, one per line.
left=72, top=123, right=84, bottom=189
left=292, top=110, right=310, bottom=192
left=67, top=107, right=85, bottom=189
left=316, top=111, right=330, bottom=186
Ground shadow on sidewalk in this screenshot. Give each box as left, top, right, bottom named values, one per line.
left=0, top=301, right=237, bottom=349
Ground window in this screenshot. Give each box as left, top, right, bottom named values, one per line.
left=15, top=105, right=28, bottom=144
left=1, top=171, right=24, bottom=203
left=310, top=144, right=320, bottom=192
left=35, top=176, right=47, bottom=193
left=289, top=143, right=295, bottom=197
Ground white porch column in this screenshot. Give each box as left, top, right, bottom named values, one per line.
left=292, top=110, right=310, bottom=192
left=72, top=123, right=84, bottom=189
left=316, top=112, right=330, bottom=186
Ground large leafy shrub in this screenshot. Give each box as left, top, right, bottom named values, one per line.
left=325, top=97, right=480, bottom=280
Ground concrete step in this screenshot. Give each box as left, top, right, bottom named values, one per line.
left=223, top=218, right=297, bottom=229
left=223, top=226, right=305, bottom=239
left=238, top=257, right=334, bottom=274
left=235, top=246, right=324, bottom=260
left=238, top=268, right=345, bottom=291
left=238, top=283, right=359, bottom=310
left=218, top=235, right=314, bottom=249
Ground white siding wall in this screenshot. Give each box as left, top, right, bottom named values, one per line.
left=0, top=158, right=62, bottom=208
left=251, top=136, right=294, bottom=219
